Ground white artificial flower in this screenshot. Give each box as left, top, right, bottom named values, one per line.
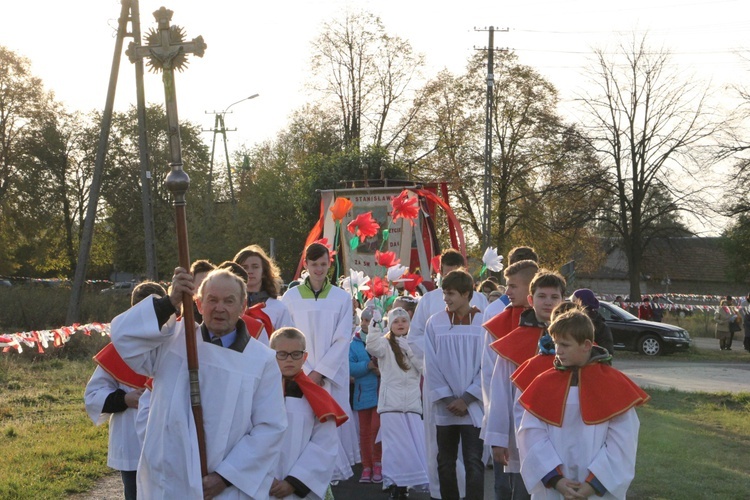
left=387, top=264, right=409, bottom=282
left=482, top=247, right=504, bottom=272
left=341, top=269, right=371, bottom=294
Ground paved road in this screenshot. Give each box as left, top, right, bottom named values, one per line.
left=615, top=337, right=750, bottom=394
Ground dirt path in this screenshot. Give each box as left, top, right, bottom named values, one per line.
left=70, top=473, right=121, bottom=500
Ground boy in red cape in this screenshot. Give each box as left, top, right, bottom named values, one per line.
left=485, top=268, right=565, bottom=499
left=85, top=281, right=166, bottom=500
left=269, top=327, right=347, bottom=499
left=481, top=260, right=538, bottom=442
left=517, top=310, right=648, bottom=499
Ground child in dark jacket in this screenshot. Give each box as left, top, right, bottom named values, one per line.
left=349, top=306, right=382, bottom=483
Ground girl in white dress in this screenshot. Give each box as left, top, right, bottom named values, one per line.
left=366, top=307, right=429, bottom=499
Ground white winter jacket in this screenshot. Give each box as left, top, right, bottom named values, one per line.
left=365, top=321, right=424, bottom=415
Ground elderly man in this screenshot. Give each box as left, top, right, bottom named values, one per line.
left=111, top=267, right=286, bottom=499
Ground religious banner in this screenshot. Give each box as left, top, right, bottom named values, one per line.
left=320, top=187, right=417, bottom=279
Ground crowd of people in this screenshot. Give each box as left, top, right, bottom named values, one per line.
left=85, top=243, right=650, bottom=500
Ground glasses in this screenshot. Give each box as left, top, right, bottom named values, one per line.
left=275, top=350, right=306, bottom=360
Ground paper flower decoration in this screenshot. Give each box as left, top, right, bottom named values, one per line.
left=387, top=264, right=409, bottom=282
left=330, top=197, right=353, bottom=222
left=390, top=190, right=419, bottom=225
left=400, top=272, right=424, bottom=296
left=376, top=250, right=400, bottom=268
left=370, top=276, right=389, bottom=297
left=347, top=212, right=380, bottom=242
left=341, top=269, right=371, bottom=294
left=482, top=247, right=504, bottom=272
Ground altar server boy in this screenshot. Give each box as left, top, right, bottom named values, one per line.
left=269, top=327, right=348, bottom=499
left=84, top=281, right=165, bottom=500
left=516, top=309, right=648, bottom=499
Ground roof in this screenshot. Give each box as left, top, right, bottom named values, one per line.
left=579, top=237, right=743, bottom=284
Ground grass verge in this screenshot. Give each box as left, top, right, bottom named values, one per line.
left=0, top=357, right=109, bottom=498
left=1, top=355, right=748, bottom=498
left=632, top=388, right=750, bottom=499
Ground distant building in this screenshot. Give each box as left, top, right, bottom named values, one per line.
left=576, top=237, right=750, bottom=297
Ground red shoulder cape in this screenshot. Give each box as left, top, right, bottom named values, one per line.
left=511, top=354, right=555, bottom=392
left=240, top=311, right=266, bottom=340
left=490, top=324, right=544, bottom=367
left=291, top=371, right=349, bottom=427
left=93, top=342, right=153, bottom=390
left=518, top=363, right=650, bottom=427
left=243, top=303, right=274, bottom=339
left=483, top=305, right=526, bottom=341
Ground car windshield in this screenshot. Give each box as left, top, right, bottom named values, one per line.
left=601, top=301, right=639, bottom=321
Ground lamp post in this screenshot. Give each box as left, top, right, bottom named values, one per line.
left=205, top=93, right=259, bottom=205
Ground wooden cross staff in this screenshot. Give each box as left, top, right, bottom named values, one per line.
left=126, top=6, right=209, bottom=477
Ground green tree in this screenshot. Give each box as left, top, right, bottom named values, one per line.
left=13, top=108, right=100, bottom=276
left=101, top=105, right=211, bottom=279
left=722, top=213, right=750, bottom=282
left=0, top=47, right=51, bottom=274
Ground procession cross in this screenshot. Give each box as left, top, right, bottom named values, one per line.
left=126, top=6, right=210, bottom=478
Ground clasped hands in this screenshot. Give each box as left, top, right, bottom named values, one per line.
left=555, top=478, right=595, bottom=499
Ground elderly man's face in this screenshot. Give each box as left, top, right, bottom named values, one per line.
left=197, top=275, right=246, bottom=336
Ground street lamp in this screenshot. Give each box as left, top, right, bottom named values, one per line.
left=204, top=93, right=259, bottom=206
left=223, top=93, right=259, bottom=116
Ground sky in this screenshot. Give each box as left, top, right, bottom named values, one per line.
left=2, top=0, right=748, bottom=232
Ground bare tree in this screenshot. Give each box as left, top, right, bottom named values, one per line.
left=577, top=34, right=720, bottom=299
left=309, top=10, right=424, bottom=152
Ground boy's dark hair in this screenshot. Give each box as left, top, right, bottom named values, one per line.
left=440, top=248, right=466, bottom=272
left=503, top=260, right=539, bottom=282
left=508, top=246, right=538, bottom=265
left=529, top=269, right=566, bottom=296
left=550, top=301, right=580, bottom=322
left=479, top=279, right=498, bottom=293
left=305, top=242, right=330, bottom=262
left=441, top=269, right=474, bottom=299
left=233, top=244, right=282, bottom=298
left=131, top=281, right=167, bottom=306
left=269, top=327, right=307, bottom=350
left=548, top=309, right=594, bottom=344
left=190, top=259, right=215, bottom=276
left=217, top=261, right=249, bottom=284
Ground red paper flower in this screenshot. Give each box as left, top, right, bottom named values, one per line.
left=330, top=197, right=353, bottom=222
left=391, top=190, right=419, bottom=225
left=401, top=272, right=424, bottom=296
left=347, top=212, right=380, bottom=242
left=376, top=250, right=400, bottom=268
left=370, top=276, right=390, bottom=297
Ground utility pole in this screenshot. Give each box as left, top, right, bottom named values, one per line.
left=474, top=26, right=508, bottom=250
left=131, top=0, right=158, bottom=281
left=68, top=0, right=157, bottom=322
left=203, top=94, right=259, bottom=205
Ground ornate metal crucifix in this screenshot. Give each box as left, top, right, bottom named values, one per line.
left=126, top=6, right=209, bottom=478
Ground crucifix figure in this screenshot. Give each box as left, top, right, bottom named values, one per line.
left=126, top=6, right=209, bottom=477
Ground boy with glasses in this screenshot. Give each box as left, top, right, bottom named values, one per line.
left=269, top=327, right=348, bottom=499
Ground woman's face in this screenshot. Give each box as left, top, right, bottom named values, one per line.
left=241, top=255, right=263, bottom=292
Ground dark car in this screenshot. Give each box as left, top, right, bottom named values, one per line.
left=598, top=301, right=692, bottom=356
left=100, top=281, right=137, bottom=295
